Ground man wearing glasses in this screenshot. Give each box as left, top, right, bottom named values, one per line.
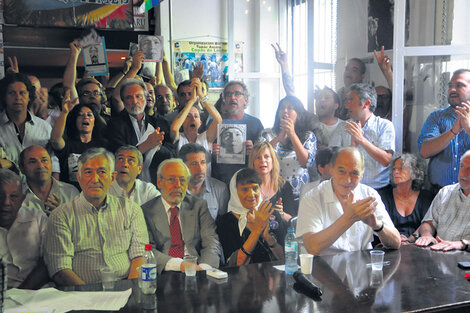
left=212, top=81, right=264, bottom=185
left=142, top=158, right=221, bottom=273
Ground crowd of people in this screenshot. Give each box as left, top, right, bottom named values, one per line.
left=1, top=39, right=470, bottom=291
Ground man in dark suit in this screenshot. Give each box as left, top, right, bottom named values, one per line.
left=142, top=158, right=221, bottom=273
left=106, top=79, right=174, bottom=183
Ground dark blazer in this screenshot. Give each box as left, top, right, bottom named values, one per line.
left=106, top=109, right=173, bottom=153
left=141, top=195, right=221, bottom=273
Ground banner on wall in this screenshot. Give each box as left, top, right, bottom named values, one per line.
left=4, top=0, right=133, bottom=30
left=173, top=41, right=244, bottom=88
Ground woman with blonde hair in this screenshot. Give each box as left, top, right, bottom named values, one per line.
left=249, top=142, right=297, bottom=222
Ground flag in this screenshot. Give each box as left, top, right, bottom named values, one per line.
left=136, top=0, right=163, bottom=14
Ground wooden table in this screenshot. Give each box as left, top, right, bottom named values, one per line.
left=62, top=244, right=470, bottom=312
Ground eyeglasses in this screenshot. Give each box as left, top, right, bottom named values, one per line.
left=161, top=177, right=187, bottom=185
left=225, top=91, right=244, bottom=98
left=81, top=90, right=100, bottom=97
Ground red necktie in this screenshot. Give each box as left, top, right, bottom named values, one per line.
left=168, top=207, right=184, bottom=258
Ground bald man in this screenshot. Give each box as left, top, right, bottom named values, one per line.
left=296, top=147, right=400, bottom=255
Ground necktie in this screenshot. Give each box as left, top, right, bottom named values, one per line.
left=168, top=207, right=184, bottom=258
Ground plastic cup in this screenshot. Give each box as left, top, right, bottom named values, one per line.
left=299, top=254, right=314, bottom=274
left=370, top=250, right=385, bottom=271
left=183, top=256, right=198, bottom=277
left=100, top=267, right=116, bottom=291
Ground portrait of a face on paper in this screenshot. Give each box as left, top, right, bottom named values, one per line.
left=217, top=124, right=246, bottom=164
left=138, top=35, right=164, bottom=62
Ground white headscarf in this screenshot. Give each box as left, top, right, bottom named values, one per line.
left=227, top=169, right=261, bottom=236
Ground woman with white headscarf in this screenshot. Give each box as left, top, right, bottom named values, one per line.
left=217, top=168, right=287, bottom=266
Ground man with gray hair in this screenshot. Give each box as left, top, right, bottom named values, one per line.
left=212, top=80, right=264, bottom=185
left=415, top=150, right=470, bottom=252
left=45, top=148, right=148, bottom=286
left=109, top=145, right=160, bottom=206
left=0, top=168, right=49, bottom=289
left=106, top=79, right=174, bottom=182
left=142, top=158, right=221, bottom=273
left=330, top=83, right=395, bottom=190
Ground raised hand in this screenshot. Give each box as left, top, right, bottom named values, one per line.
left=131, top=51, right=145, bottom=71
left=253, top=200, right=274, bottom=234
left=61, top=89, right=78, bottom=114
left=341, top=195, right=377, bottom=223
left=454, top=101, right=470, bottom=133
left=192, top=63, right=204, bottom=79
left=373, top=46, right=392, bottom=73
left=7, top=56, right=19, bottom=74
left=345, top=120, right=364, bottom=146
left=69, top=40, right=82, bottom=57
left=44, top=193, right=61, bottom=215
left=271, top=43, right=288, bottom=67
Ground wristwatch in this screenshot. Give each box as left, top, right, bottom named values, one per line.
left=413, top=233, right=420, bottom=241
left=461, top=239, right=469, bottom=251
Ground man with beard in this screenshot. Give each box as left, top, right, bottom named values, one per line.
left=20, top=146, right=78, bottom=215
left=142, top=158, right=221, bottom=273
left=178, top=143, right=228, bottom=221
left=418, top=69, right=470, bottom=191
left=106, top=79, right=174, bottom=183
left=109, top=145, right=160, bottom=206
left=212, top=81, right=264, bottom=185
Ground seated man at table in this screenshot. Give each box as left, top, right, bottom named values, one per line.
left=44, top=148, right=149, bottom=286
left=296, top=147, right=401, bottom=255
left=415, top=150, right=470, bottom=251
left=142, top=158, right=221, bottom=273
left=0, top=169, right=49, bottom=289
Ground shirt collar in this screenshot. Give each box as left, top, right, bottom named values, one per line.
left=78, top=192, right=109, bottom=212
left=161, top=197, right=182, bottom=215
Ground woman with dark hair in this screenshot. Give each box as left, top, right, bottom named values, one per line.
left=217, top=168, right=287, bottom=266
left=260, top=96, right=317, bottom=197
left=377, top=153, right=435, bottom=243
left=50, top=90, right=108, bottom=188
left=249, top=142, right=297, bottom=221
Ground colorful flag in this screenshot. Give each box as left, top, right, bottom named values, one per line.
left=136, top=0, right=163, bottom=14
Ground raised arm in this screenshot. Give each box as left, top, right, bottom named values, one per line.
left=107, top=56, right=132, bottom=89
left=196, top=79, right=222, bottom=143
left=373, top=46, right=393, bottom=90
left=63, top=41, right=82, bottom=101
left=50, top=89, right=78, bottom=151
left=162, top=51, right=177, bottom=92
left=272, top=43, right=295, bottom=97
left=170, top=84, right=198, bottom=143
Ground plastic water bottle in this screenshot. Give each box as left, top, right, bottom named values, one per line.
left=285, top=227, right=298, bottom=274
left=141, top=244, right=157, bottom=294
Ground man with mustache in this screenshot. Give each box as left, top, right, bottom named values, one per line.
left=142, top=158, right=221, bottom=273
left=418, top=69, right=470, bottom=192
left=109, top=145, right=160, bottom=206
left=414, top=150, right=470, bottom=252
left=296, top=147, right=400, bottom=255
left=45, top=148, right=148, bottom=286
left=178, top=143, right=229, bottom=221
left=337, top=58, right=367, bottom=120
left=19, top=145, right=78, bottom=216
left=212, top=81, right=264, bottom=185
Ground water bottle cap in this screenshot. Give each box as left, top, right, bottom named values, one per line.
left=145, top=244, right=153, bottom=251
left=288, top=227, right=295, bottom=233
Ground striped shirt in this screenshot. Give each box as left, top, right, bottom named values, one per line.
left=330, top=114, right=395, bottom=189
left=417, top=106, right=470, bottom=187
left=44, top=193, right=148, bottom=283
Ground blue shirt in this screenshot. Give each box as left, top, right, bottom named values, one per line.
left=330, top=114, right=395, bottom=189
left=417, top=106, right=470, bottom=187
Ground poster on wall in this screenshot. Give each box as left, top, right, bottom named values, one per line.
left=82, top=36, right=109, bottom=76
left=367, top=0, right=394, bottom=52
left=173, top=41, right=244, bottom=87
left=4, top=0, right=133, bottom=30
left=133, top=6, right=148, bottom=31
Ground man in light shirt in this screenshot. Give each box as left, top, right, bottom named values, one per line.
left=296, top=147, right=400, bottom=255
left=109, top=145, right=160, bottom=206
left=45, top=148, right=148, bottom=286
left=142, top=158, right=221, bottom=273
